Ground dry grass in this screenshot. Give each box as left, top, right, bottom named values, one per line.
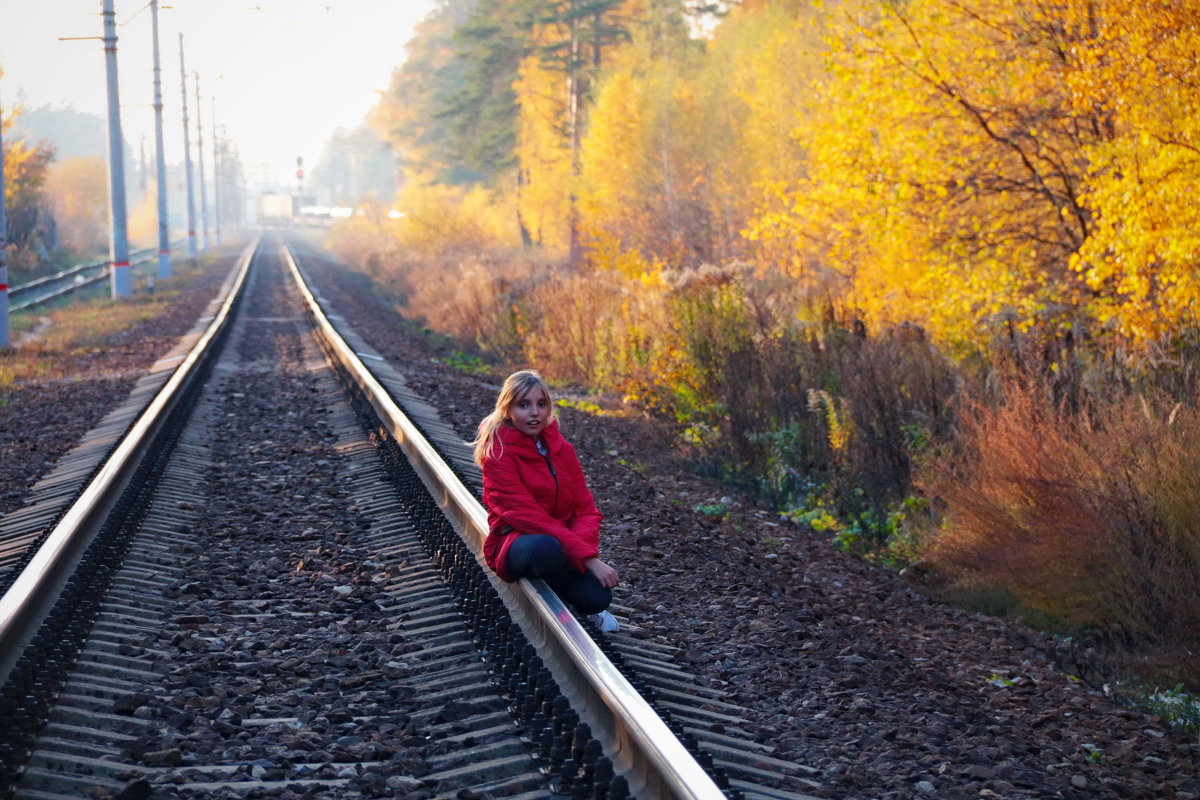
left=40, top=299, right=162, bottom=350
left=920, top=383, right=1200, bottom=678
left=1, top=260, right=208, bottom=382
left=406, top=254, right=543, bottom=358
left=2, top=298, right=156, bottom=380
left=518, top=270, right=672, bottom=389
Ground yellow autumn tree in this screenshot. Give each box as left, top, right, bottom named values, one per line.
left=697, top=0, right=821, bottom=271
left=2, top=107, right=57, bottom=277
left=576, top=52, right=648, bottom=260
left=514, top=0, right=649, bottom=259
left=1065, top=0, right=1200, bottom=352
left=514, top=26, right=574, bottom=254
left=750, top=0, right=1107, bottom=352
left=577, top=35, right=707, bottom=266
left=578, top=2, right=823, bottom=269
left=127, top=193, right=159, bottom=250
left=45, top=156, right=109, bottom=258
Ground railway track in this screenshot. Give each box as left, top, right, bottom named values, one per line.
left=0, top=234, right=819, bottom=800
left=6, top=247, right=175, bottom=313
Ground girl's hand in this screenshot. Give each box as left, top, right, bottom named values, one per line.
left=584, top=557, right=620, bottom=589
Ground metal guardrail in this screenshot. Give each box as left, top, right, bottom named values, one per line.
left=8, top=242, right=186, bottom=312
left=0, top=237, right=259, bottom=687
left=8, top=257, right=116, bottom=296
left=281, top=241, right=728, bottom=800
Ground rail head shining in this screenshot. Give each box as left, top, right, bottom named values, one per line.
left=0, top=238, right=259, bottom=686
left=281, top=242, right=727, bottom=800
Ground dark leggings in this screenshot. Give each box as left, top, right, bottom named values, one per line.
left=504, top=534, right=612, bottom=614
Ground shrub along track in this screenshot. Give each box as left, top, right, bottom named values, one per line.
left=293, top=238, right=1199, bottom=800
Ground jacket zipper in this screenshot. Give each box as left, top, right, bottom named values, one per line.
left=536, top=439, right=559, bottom=511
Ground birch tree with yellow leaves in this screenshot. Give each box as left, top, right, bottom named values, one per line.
left=746, top=0, right=1200, bottom=363
left=748, top=1, right=1105, bottom=352
left=1065, top=0, right=1200, bottom=353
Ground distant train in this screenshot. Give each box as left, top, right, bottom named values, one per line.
left=254, top=194, right=356, bottom=227
left=256, top=193, right=295, bottom=225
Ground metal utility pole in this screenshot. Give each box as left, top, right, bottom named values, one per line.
left=212, top=96, right=222, bottom=247
left=1, top=93, right=9, bottom=350
left=102, top=0, right=132, bottom=297
left=194, top=73, right=208, bottom=252
left=179, top=34, right=197, bottom=260
left=226, top=134, right=244, bottom=229
left=151, top=0, right=171, bottom=278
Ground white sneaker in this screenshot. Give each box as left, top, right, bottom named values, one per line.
left=588, top=610, right=620, bottom=632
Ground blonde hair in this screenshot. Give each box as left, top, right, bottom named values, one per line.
left=473, top=370, right=558, bottom=466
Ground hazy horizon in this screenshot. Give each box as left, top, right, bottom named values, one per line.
left=0, top=0, right=435, bottom=191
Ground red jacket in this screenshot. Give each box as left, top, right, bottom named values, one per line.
left=481, top=419, right=603, bottom=582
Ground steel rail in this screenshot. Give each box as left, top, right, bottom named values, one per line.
left=10, top=269, right=110, bottom=313
left=0, top=236, right=259, bottom=687
left=281, top=241, right=728, bottom=800
left=9, top=258, right=121, bottom=295
left=8, top=248, right=152, bottom=296
left=8, top=241, right=185, bottom=311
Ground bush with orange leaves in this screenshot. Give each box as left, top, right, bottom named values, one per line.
left=920, top=383, right=1200, bottom=679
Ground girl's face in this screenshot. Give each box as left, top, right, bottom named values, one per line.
left=507, top=386, right=550, bottom=438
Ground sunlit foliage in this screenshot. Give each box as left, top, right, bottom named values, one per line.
left=1064, top=0, right=1200, bottom=349
left=370, top=0, right=480, bottom=186
left=513, top=21, right=575, bottom=252
left=2, top=108, right=56, bottom=278
left=45, top=156, right=108, bottom=257
left=751, top=1, right=1099, bottom=351
left=743, top=0, right=1200, bottom=359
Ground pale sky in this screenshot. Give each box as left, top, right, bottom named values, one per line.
left=0, top=0, right=433, bottom=189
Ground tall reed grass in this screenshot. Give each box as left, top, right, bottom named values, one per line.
left=920, top=382, right=1200, bottom=679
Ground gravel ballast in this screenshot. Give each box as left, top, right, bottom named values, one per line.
left=0, top=258, right=233, bottom=516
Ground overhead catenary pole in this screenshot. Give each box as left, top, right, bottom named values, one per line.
left=1, top=91, right=9, bottom=350
left=194, top=72, right=208, bottom=252
left=211, top=96, right=221, bottom=246
left=151, top=0, right=171, bottom=278
left=102, top=0, right=132, bottom=297
left=178, top=34, right=197, bottom=260
left=226, top=132, right=243, bottom=229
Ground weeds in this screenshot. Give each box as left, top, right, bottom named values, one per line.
left=616, top=458, right=646, bottom=474
left=692, top=502, right=728, bottom=521
left=441, top=350, right=490, bottom=375
left=0, top=259, right=209, bottom=382
left=1143, top=685, right=1200, bottom=732
left=557, top=397, right=608, bottom=416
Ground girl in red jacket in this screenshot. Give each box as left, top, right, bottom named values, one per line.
left=474, top=370, right=621, bottom=632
